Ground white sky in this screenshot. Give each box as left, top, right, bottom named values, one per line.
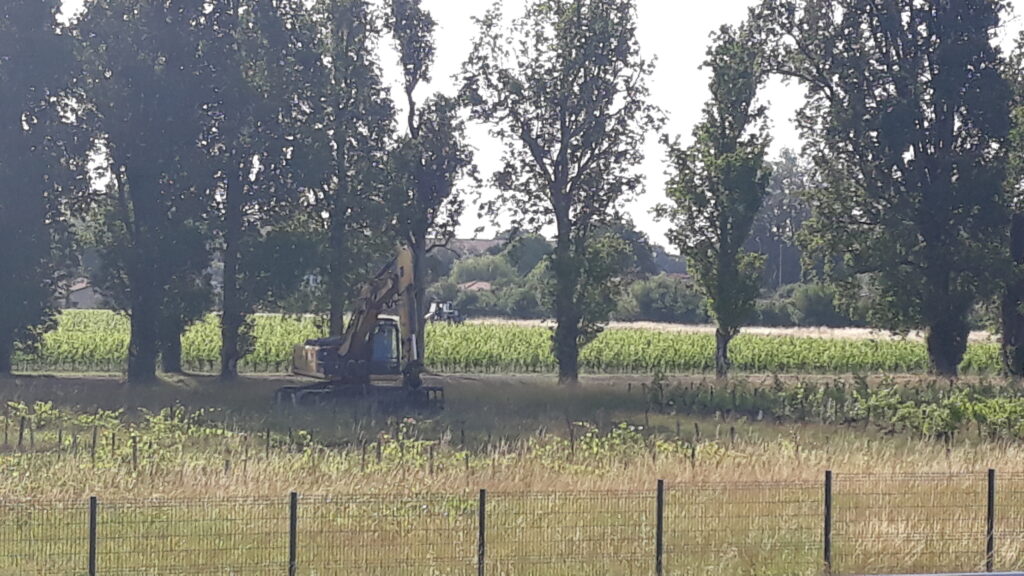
left=63, top=0, right=1024, bottom=248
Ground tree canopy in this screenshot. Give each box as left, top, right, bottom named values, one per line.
left=462, top=0, right=661, bottom=385
left=661, top=21, right=771, bottom=378
left=759, top=0, right=1013, bottom=376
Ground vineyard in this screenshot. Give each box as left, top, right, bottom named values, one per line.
left=12, top=310, right=1003, bottom=374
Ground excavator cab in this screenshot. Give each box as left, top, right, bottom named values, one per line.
left=290, top=317, right=402, bottom=381
left=369, top=319, right=401, bottom=375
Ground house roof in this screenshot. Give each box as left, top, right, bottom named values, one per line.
left=458, top=281, right=494, bottom=292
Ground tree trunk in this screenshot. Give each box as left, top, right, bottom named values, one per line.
left=553, top=317, right=580, bottom=386
left=0, top=331, right=12, bottom=376
left=220, top=173, right=245, bottom=381
left=1004, top=213, right=1024, bottom=377
left=715, top=328, right=732, bottom=380
left=926, top=315, right=968, bottom=378
left=551, top=211, right=580, bottom=387
left=329, top=282, right=347, bottom=339
left=327, top=221, right=347, bottom=338
left=220, top=310, right=243, bottom=380
left=127, top=291, right=160, bottom=384
left=160, top=331, right=183, bottom=374
left=411, top=234, right=428, bottom=363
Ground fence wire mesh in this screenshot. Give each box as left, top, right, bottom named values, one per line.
left=486, top=491, right=654, bottom=575
left=832, top=473, right=987, bottom=575
left=664, top=481, right=821, bottom=576
left=996, top=473, right=1024, bottom=570
left=97, top=497, right=289, bottom=575
left=0, top=473, right=1019, bottom=575
left=298, top=493, right=478, bottom=575
left=0, top=499, right=88, bottom=576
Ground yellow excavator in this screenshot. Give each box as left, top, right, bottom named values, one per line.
left=275, top=246, right=443, bottom=408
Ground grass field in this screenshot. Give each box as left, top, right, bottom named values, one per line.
left=2, top=373, right=1024, bottom=574
left=12, top=310, right=1004, bottom=374
left=7, top=312, right=1024, bottom=573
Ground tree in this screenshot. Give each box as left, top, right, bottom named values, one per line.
left=759, top=0, right=1012, bottom=376
left=616, top=275, right=708, bottom=324
left=388, top=0, right=475, bottom=362
left=745, top=149, right=811, bottom=290
left=294, top=0, right=397, bottom=338
left=1004, top=35, right=1024, bottom=376
left=76, top=0, right=216, bottom=383
left=198, top=0, right=313, bottom=379
left=451, top=254, right=517, bottom=285
left=501, top=232, right=552, bottom=276
left=594, top=219, right=658, bottom=278
left=0, top=0, right=80, bottom=374
left=462, top=0, right=661, bottom=385
left=660, top=22, right=771, bottom=378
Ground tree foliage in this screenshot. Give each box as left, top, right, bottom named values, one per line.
left=387, top=0, right=475, bottom=362
left=1002, top=34, right=1024, bottom=376
left=0, top=0, right=81, bottom=374
left=462, top=0, right=661, bottom=384
left=76, top=0, right=216, bottom=382
left=759, top=0, right=1013, bottom=376
left=661, top=21, right=771, bottom=378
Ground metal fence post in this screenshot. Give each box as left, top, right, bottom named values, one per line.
left=656, top=479, right=665, bottom=576
left=478, top=489, right=487, bottom=576
left=987, top=469, right=996, bottom=572
left=88, top=496, right=97, bottom=576
left=288, top=492, right=298, bottom=576
left=824, top=470, right=833, bottom=575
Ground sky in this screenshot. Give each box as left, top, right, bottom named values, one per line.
left=385, top=0, right=804, bottom=247
left=379, top=0, right=1024, bottom=247
left=62, top=0, right=1024, bottom=248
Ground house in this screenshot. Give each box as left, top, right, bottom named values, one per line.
left=458, top=281, right=494, bottom=293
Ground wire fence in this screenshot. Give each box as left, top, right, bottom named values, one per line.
left=2, top=473, right=1024, bottom=575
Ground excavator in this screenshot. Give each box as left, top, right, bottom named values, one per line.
left=275, top=246, right=444, bottom=408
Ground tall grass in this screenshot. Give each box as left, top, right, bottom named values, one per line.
left=1, top=374, right=1024, bottom=574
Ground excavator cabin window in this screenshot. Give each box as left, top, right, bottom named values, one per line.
left=370, top=321, right=401, bottom=375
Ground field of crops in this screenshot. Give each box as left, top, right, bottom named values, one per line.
left=12, top=310, right=1003, bottom=374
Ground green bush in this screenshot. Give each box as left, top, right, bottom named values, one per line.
left=616, top=275, right=707, bottom=324
left=754, top=298, right=795, bottom=327
left=451, top=255, right=517, bottom=286
left=790, top=283, right=855, bottom=327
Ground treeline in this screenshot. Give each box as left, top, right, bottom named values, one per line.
left=4, top=0, right=1024, bottom=385
left=0, top=0, right=473, bottom=383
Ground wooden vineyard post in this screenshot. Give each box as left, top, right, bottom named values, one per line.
left=987, top=469, right=996, bottom=572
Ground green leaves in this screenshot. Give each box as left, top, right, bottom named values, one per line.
left=661, top=21, right=771, bottom=376
left=0, top=0, right=80, bottom=373
left=760, top=0, right=1013, bottom=376
left=461, top=0, right=660, bottom=382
